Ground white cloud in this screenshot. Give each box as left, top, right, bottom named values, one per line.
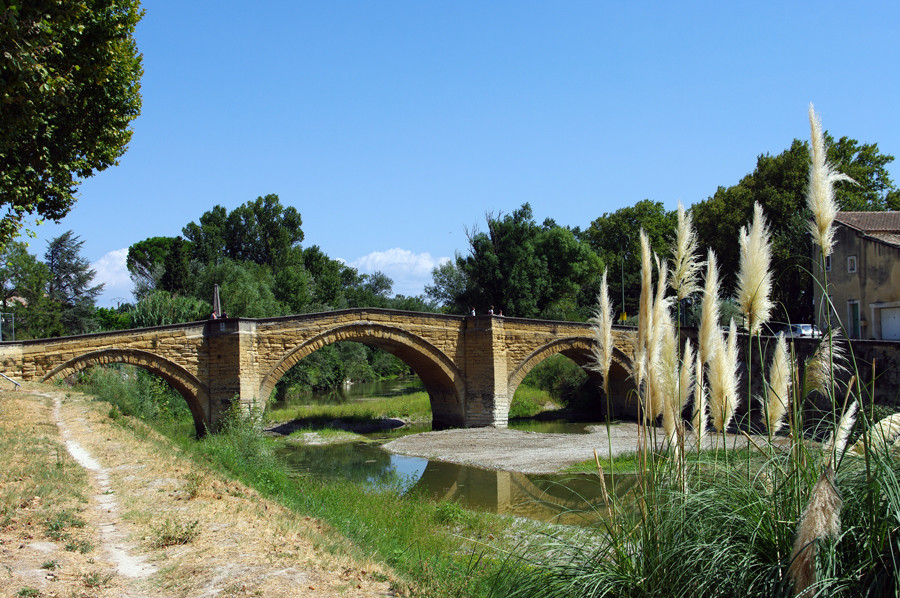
left=349, top=248, right=450, bottom=297
left=91, top=248, right=133, bottom=307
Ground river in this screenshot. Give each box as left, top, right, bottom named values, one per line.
left=271, top=378, right=627, bottom=525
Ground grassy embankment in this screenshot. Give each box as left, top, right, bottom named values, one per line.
left=75, top=366, right=568, bottom=597
left=0, top=392, right=99, bottom=597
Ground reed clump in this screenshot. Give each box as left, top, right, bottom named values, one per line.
left=504, top=105, right=900, bottom=597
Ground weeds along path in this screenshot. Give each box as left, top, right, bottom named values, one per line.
left=1, top=385, right=398, bottom=598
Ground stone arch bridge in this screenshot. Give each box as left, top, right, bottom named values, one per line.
left=0, top=309, right=637, bottom=434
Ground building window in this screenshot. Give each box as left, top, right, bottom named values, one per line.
left=824, top=255, right=831, bottom=272
left=847, top=255, right=857, bottom=273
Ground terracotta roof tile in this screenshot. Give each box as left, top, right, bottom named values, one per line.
left=835, top=211, right=900, bottom=233
left=868, top=232, right=900, bottom=247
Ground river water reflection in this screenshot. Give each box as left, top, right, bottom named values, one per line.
left=274, top=378, right=634, bottom=524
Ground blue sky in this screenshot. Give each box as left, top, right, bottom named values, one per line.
left=25, top=1, right=900, bottom=307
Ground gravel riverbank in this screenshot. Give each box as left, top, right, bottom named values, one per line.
left=384, top=424, right=753, bottom=474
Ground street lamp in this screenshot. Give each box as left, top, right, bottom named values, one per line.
left=620, top=252, right=630, bottom=323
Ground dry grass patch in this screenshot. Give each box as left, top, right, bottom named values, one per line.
left=2, top=385, right=403, bottom=597
left=48, top=386, right=401, bottom=597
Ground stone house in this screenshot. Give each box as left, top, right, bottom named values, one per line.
left=813, top=211, right=900, bottom=340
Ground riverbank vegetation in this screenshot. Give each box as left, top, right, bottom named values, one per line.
left=71, top=365, right=559, bottom=596
left=497, top=106, right=900, bottom=597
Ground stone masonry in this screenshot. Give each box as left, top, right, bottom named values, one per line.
left=0, top=309, right=638, bottom=434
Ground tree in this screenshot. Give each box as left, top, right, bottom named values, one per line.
left=692, top=134, right=898, bottom=324
left=433, top=204, right=603, bottom=319
left=159, top=237, right=191, bottom=295
left=126, top=236, right=178, bottom=297
left=183, top=195, right=303, bottom=267
left=44, top=231, right=104, bottom=334
left=194, top=258, right=285, bottom=318
left=0, top=240, right=62, bottom=338
left=0, top=0, right=143, bottom=245
left=579, top=200, right=677, bottom=317
left=425, top=257, right=467, bottom=309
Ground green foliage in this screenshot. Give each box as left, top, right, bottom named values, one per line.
left=266, top=390, right=432, bottom=425
left=150, top=517, right=200, bottom=548
left=127, top=290, right=210, bottom=328
left=0, top=0, right=143, bottom=245
left=183, top=194, right=303, bottom=267
left=44, top=231, right=104, bottom=334
left=430, top=204, right=603, bottom=319
left=508, top=385, right=559, bottom=419
left=579, top=199, right=677, bottom=317
left=692, top=135, right=897, bottom=324
left=521, top=353, right=589, bottom=403
left=94, top=305, right=133, bottom=331
left=126, top=236, right=179, bottom=297
left=0, top=240, right=62, bottom=338
left=194, top=258, right=284, bottom=318
left=160, top=236, right=191, bottom=295
left=77, top=364, right=192, bottom=427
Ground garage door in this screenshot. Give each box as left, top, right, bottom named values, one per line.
left=882, top=307, right=900, bottom=340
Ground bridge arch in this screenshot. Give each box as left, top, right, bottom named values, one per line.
left=42, top=348, right=211, bottom=435
left=507, top=336, right=636, bottom=418
left=259, top=322, right=466, bottom=428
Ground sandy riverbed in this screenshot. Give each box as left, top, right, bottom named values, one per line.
left=383, top=423, right=752, bottom=474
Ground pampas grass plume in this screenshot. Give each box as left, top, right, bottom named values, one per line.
left=589, top=268, right=614, bottom=398
left=765, top=333, right=791, bottom=435
left=804, top=329, right=848, bottom=397
left=709, top=318, right=740, bottom=433
left=670, top=201, right=702, bottom=300
left=849, top=413, right=900, bottom=456
left=632, top=229, right=654, bottom=415
left=692, top=349, right=707, bottom=446
left=788, top=465, right=842, bottom=596
left=699, top=249, right=723, bottom=366
left=648, top=256, right=671, bottom=420
left=825, top=400, right=858, bottom=467
left=737, top=202, right=774, bottom=335
left=807, top=103, right=855, bottom=258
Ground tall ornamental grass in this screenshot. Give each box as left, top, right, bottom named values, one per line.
left=502, top=105, right=899, bottom=597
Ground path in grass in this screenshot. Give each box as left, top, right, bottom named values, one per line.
left=1, top=385, right=399, bottom=598
left=51, top=392, right=158, bottom=583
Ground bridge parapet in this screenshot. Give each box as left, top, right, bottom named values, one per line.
left=0, top=309, right=641, bottom=433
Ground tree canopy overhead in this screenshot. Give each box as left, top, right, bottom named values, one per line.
left=0, top=0, right=144, bottom=245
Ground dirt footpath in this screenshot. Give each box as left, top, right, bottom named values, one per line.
left=384, top=424, right=752, bottom=474
left=1, top=385, right=399, bottom=598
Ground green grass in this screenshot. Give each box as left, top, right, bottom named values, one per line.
left=508, top=385, right=563, bottom=419
left=498, top=415, right=900, bottom=597
left=151, top=517, right=200, bottom=548
left=267, top=391, right=433, bottom=426
left=563, top=444, right=760, bottom=474
left=180, top=405, right=520, bottom=596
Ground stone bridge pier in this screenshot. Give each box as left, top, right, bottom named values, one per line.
left=0, top=309, right=638, bottom=435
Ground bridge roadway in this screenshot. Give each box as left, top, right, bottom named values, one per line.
left=0, top=309, right=636, bottom=435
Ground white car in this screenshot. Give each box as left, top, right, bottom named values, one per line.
left=783, top=323, right=822, bottom=338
